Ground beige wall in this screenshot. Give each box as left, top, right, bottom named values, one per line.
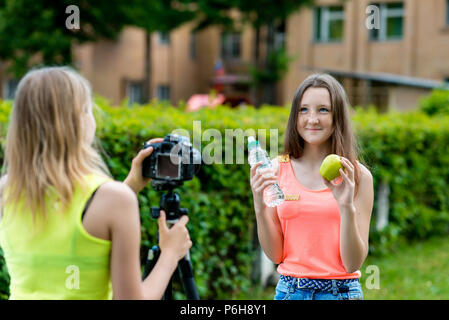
left=75, top=24, right=204, bottom=105
left=152, top=24, right=197, bottom=103
left=74, top=24, right=193, bottom=105
left=73, top=22, right=255, bottom=105
left=195, top=27, right=219, bottom=93
left=283, top=0, right=449, bottom=107
left=388, top=86, right=432, bottom=112
left=74, top=27, right=146, bottom=105
left=2, top=0, right=448, bottom=109
left=413, top=0, right=449, bottom=79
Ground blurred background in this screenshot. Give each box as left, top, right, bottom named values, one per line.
left=1, top=0, right=449, bottom=300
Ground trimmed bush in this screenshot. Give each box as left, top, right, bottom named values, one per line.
left=352, top=107, right=449, bottom=254
left=419, top=89, right=449, bottom=116
left=1, top=98, right=449, bottom=299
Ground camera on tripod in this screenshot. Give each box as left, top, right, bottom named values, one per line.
left=142, top=133, right=200, bottom=183
left=141, top=133, right=201, bottom=300
left=141, top=133, right=201, bottom=221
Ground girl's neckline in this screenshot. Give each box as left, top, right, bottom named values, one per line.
left=287, top=158, right=332, bottom=193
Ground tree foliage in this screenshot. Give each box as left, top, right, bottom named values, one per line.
left=0, top=0, right=135, bottom=76
left=0, top=0, right=196, bottom=77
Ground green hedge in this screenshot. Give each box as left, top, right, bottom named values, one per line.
left=419, top=88, right=449, bottom=116
left=351, top=108, right=449, bottom=255
left=1, top=98, right=449, bottom=299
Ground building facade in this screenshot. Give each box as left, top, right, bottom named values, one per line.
left=284, top=0, right=449, bottom=112
left=1, top=0, right=449, bottom=111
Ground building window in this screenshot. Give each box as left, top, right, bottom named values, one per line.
left=370, top=2, right=404, bottom=41
left=314, top=6, right=344, bottom=43
left=447, top=0, right=449, bottom=25
left=190, top=31, right=197, bottom=60
left=126, top=81, right=143, bottom=106
left=158, top=31, right=170, bottom=45
left=2, top=79, right=19, bottom=100
left=274, top=20, right=286, bottom=49
left=220, top=32, right=241, bottom=60
left=157, top=85, right=170, bottom=101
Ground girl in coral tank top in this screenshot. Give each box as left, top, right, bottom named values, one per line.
left=250, top=74, right=374, bottom=300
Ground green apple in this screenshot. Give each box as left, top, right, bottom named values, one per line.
left=320, top=154, right=343, bottom=181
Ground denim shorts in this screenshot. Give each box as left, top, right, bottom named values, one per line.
left=274, top=275, right=363, bottom=300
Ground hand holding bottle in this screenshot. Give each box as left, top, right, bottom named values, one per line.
left=248, top=137, right=284, bottom=207
left=250, top=161, right=279, bottom=208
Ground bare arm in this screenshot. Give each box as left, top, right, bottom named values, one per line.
left=110, top=136, right=191, bottom=298
left=92, top=182, right=191, bottom=299
left=339, top=165, right=374, bottom=273
left=140, top=211, right=191, bottom=299
left=250, top=158, right=284, bottom=264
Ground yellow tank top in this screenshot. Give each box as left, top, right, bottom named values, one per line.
left=0, top=174, right=113, bottom=300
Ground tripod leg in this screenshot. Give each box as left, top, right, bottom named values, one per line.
left=178, top=251, right=200, bottom=300
left=143, top=245, right=160, bottom=280
left=142, top=245, right=174, bottom=300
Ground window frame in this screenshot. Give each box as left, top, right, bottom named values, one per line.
left=220, top=32, right=242, bottom=60
left=126, top=81, right=144, bottom=107
left=157, top=84, right=171, bottom=101
left=2, top=78, right=19, bottom=100
left=158, top=31, right=170, bottom=45
left=313, top=5, right=345, bottom=43
left=190, top=31, right=197, bottom=60
left=446, top=0, right=449, bottom=26
left=369, top=2, right=404, bottom=42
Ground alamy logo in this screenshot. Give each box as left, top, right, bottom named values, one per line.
left=65, top=265, right=80, bottom=290
left=365, top=265, right=380, bottom=290
left=65, top=5, right=80, bottom=30
left=365, top=5, right=380, bottom=30
left=171, top=121, right=280, bottom=165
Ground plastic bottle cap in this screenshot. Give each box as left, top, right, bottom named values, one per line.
left=247, top=136, right=259, bottom=149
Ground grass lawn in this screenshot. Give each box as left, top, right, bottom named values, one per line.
left=361, top=236, right=449, bottom=300
left=245, top=236, right=449, bottom=300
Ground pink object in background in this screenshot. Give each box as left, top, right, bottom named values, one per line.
left=186, top=94, right=225, bottom=112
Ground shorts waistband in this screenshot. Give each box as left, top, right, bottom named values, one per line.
left=280, top=275, right=359, bottom=292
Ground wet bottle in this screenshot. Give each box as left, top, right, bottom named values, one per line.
left=248, top=136, right=284, bottom=207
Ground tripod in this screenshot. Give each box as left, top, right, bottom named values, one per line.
left=142, top=182, right=200, bottom=300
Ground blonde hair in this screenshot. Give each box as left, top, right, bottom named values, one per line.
left=1, top=66, right=110, bottom=221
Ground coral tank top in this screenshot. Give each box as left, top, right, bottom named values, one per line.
left=276, top=154, right=360, bottom=279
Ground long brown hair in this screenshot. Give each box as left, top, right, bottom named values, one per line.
left=1, top=66, right=110, bottom=221
left=284, top=73, right=364, bottom=197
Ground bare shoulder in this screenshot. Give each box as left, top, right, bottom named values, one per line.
left=84, top=181, right=140, bottom=239
left=93, top=181, right=138, bottom=211
left=356, top=161, right=373, bottom=183
left=355, top=161, right=374, bottom=205
left=96, top=180, right=136, bottom=198
left=86, top=181, right=138, bottom=222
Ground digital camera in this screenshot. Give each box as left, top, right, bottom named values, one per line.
left=142, top=134, right=201, bottom=182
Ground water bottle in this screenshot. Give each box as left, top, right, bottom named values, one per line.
left=247, top=136, right=284, bottom=207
